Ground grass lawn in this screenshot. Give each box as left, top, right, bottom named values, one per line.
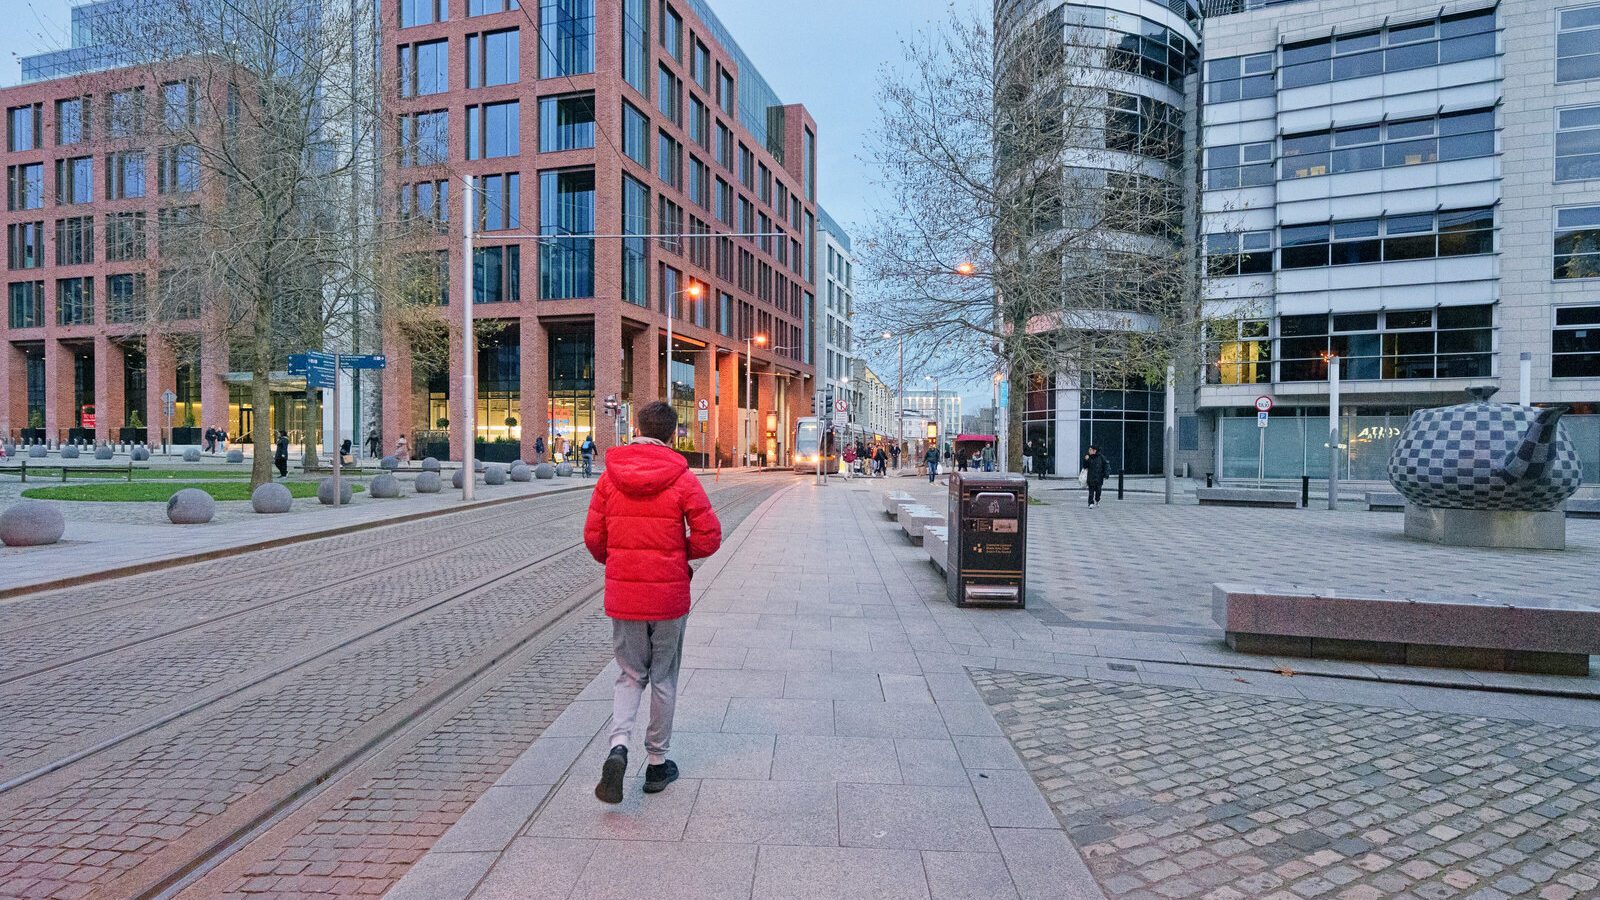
left=21, top=481, right=365, bottom=502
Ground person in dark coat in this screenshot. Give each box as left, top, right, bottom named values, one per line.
left=1082, top=444, right=1110, bottom=508
left=274, top=431, right=290, bottom=478
left=924, top=444, right=940, bottom=483
left=534, top=435, right=546, bottom=462
left=365, top=428, right=381, bottom=459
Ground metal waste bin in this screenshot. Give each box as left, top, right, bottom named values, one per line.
left=946, top=473, right=1027, bottom=608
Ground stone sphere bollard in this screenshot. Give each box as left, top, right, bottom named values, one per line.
left=452, top=468, right=466, bottom=489
left=381, top=456, right=399, bottom=470
left=131, top=446, right=151, bottom=462
left=370, top=473, right=402, bottom=498
left=509, top=464, right=533, bottom=483
left=415, top=471, right=442, bottom=493
left=251, top=482, right=293, bottom=514
left=27, top=445, right=48, bottom=459
left=474, top=460, right=486, bottom=473
left=484, top=465, right=507, bottom=486
left=94, top=446, right=114, bottom=460
left=226, top=449, right=244, bottom=463
left=60, top=445, right=80, bottom=459
left=421, top=457, right=441, bottom=472
left=317, top=477, right=354, bottom=506
left=0, top=500, right=66, bottom=547
left=534, top=463, right=556, bottom=480
left=166, top=488, right=216, bottom=525
left=182, top=447, right=201, bottom=462
left=556, top=462, right=574, bottom=477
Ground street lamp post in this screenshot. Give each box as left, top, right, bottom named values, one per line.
left=743, top=333, right=767, bottom=468
left=926, top=375, right=940, bottom=465
left=883, top=331, right=903, bottom=470
left=664, top=282, right=703, bottom=403
left=461, top=174, right=476, bottom=501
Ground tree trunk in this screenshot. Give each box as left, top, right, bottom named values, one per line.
left=1006, top=362, right=1026, bottom=473
left=250, top=368, right=273, bottom=488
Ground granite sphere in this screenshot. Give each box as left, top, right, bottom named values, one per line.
left=182, top=447, right=201, bottom=462
left=167, top=488, right=216, bottom=524
left=250, top=482, right=293, bottom=514
left=421, top=457, right=441, bottom=472
left=317, top=478, right=354, bottom=506
left=60, top=445, right=80, bottom=459
left=94, top=446, right=114, bottom=460
left=415, top=471, right=442, bottom=493
left=226, top=449, right=244, bottom=463
left=370, top=473, right=402, bottom=498
left=381, top=456, right=399, bottom=470
left=534, top=463, right=556, bottom=480
left=484, top=465, right=507, bottom=485
left=0, top=501, right=66, bottom=546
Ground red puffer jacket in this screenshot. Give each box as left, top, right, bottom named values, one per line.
left=583, top=441, right=723, bottom=620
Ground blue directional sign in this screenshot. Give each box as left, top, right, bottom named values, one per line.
left=340, top=354, right=388, bottom=370
left=304, top=363, right=336, bottom=390
left=287, top=351, right=334, bottom=375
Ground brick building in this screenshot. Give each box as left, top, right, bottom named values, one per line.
left=381, top=0, right=820, bottom=466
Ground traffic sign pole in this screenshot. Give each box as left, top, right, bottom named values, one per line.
left=332, top=350, right=342, bottom=507
left=1255, top=395, right=1273, bottom=486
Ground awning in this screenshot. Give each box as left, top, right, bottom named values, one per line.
left=954, top=434, right=996, bottom=443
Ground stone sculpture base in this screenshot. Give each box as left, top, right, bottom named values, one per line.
left=1404, top=505, right=1565, bottom=551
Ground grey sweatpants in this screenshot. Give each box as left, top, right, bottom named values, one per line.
left=609, top=615, right=687, bottom=762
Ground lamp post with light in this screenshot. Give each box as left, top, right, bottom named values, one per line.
left=742, top=333, right=767, bottom=467
left=882, top=330, right=904, bottom=470
left=953, top=261, right=1009, bottom=473
left=665, top=281, right=704, bottom=403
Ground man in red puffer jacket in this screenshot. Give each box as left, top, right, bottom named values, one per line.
left=584, top=401, right=722, bottom=803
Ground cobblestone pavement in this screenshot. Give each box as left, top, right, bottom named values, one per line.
left=0, top=477, right=775, bottom=900
left=974, top=668, right=1600, bottom=900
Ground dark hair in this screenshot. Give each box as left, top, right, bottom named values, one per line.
left=636, top=401, right=677, bottom=442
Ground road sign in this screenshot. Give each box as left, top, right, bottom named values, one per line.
left=698, top=398, right=710, bottom=410
left=1257, top=411, right=1270, bottom=428
left=697, top=398, right=710, bottom=423
left=834, top=399, right=848, bottom=414
left=304, top=363, right=336, bottom=391
left=341, top=354, right=387, bottom=370
left=161, top=390, right=177, bottom=417
left=1255, top=396, right=1274, bottom=413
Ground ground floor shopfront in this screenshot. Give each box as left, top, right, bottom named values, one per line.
left=1021, top=373, right=1168, bottom=478
left=380, top=310, right=810, bottom=467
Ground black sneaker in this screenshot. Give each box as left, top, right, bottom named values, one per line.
left=595, top=745, right=627, bottom=804
left=643, top=759, right=679, bottom=794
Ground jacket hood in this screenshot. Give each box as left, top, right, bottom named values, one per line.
left=603, top=442, right=688, bottom=498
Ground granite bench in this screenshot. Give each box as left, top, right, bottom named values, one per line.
left=924, top=526, right=949, bottom=576
left=1196, top=487, right=1300, bottom=509
left=898, top=505, right=943, bottom=545
left=1568, top=498, right=1600, bottom=519
left=883, top=491, right=914, bottom=519
left=1212, top=583, right=1600, bottom=676
left=1366, top=491, right=1405, bottom=512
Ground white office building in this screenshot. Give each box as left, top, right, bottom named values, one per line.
left=904, top=390, right=963, bottom=449
left=817, top=209, right=857, bottom=423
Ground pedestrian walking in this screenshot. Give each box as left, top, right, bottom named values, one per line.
left=841, top=443, right=857, bottom=480
left=925, top=443, right=940, bottom=483
left=534, top=435, right=546, bottom=462
left=365, top=428, right=381, bottom=459
left=890, top=444, right=901, bottom=471
left=581, top=435, right=596, bottom=477
left=201, top=427, right=213, bottom=453
left=340, top=438, right=353, bottom=466
left=274, top=430, right=289, bottom=479
left=395, top=434, right=409, bottom=462
left=874, top=446, right=888, bottom=477
left=586, top=401, right=722, bottom=804
left=1082, top=444, right=1110, bottom=508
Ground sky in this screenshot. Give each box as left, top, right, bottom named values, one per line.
left=0, top=0, right=995, bottom=415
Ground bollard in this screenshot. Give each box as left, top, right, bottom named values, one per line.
left=1301, top=475, right=1311, bottom=508
left=1117, top=471, right=1125, bottom=500
left=1206, top=473, right=1214, bottom=488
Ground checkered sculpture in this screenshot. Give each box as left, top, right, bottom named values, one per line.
left=1387, top=402, right=1583, bottom=512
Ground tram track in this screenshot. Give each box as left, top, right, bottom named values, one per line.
left=0, top=477, right=776, bottom=900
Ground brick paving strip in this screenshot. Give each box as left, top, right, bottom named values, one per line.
left=0, top=479, right=773, bottom=899
left=973, top=669, right=1600, bottom=900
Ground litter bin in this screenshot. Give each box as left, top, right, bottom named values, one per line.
left=946, top=472, right=1027, bottom=608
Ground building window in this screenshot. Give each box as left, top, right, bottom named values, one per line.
left=1553, top=305, right=1600, bottom=377
left=622, top=0, right=649, bottom=95
left=157, top=144, right=200, bottom=194
left=400, top=110, right=449, bottom=166
left=714, top=177, right=731, bottom=225
left=1204, top=230, right=1272, bottom=276
left=7, top=163, right=43, bottom=211
left=688, top=156, right=708, bottom=208
left=621, top=101, right=650, bottom=166
left=8, top=222, right=43, bottom=270
left=56, top=97, right=89, bottom=145
left=691, top=39, right=710, bottom=90
left=105, top=212, right=146, bottom=262
left=657, top=131, right=681, bottom=188
left=1206, top=319, right=1272, bottom=385
left=1278, top=306, right=1492, bottom=382
left=1106, top=92, right=1184, bottom=165
left=161, top=80, right=197, bottom=131
left=402, top=251, right=449, bottom=306
left=398, top=39, right=449, bottom=96
left=539, top=168, right=595, bottom=299
left=718, top=291, right=733, bottom=336
left=472, top=245, right=520, bottom=303
left=467, top=101, right=519, bottom=159
left=715, top=122, right=732, bottom=169
left=1556, top=104, right=1600, bottom=181
left=1205, top=142, right=1272, bottom=189
left=107, top=151, right=146, bottom=199
left=718, top=68, right=735, bottom=115
left=468, top=0, right=519, bottom=14
left=621, top=173, right=649, bottom=306
left=7, top=104, right=41, bottom=152
left=1099, top=19, right=1197, bottom=90
left=1281, top=10, right=1495, bottom=89
left=55, top=216, right=95, bottom=266
left=658, top=65, right=681, bottom=124
left=688, top=97, right=708, bottom=148
left=399, top=179, right=449, bottom=229
left=477, top=172, right=520, bottom=231
left=467, top=28, right=518, bottom=88
left=107, top=273, right=146, bottom=324
left=804, top=129, right=816, bottom=202
left=400, top=0, right=446, bottom=27
left=658, top=196, right=682, bottom=254
left=1281, top=109, right=1494, bottom=180
left=737, top=144, right=753, bottom=188
left=8, top=281, right=43, bottom=329
left=660, top=2, right=682, bottom=60
left=539, top=92, right=595, bottom=151
left=1555, top=205, right=1600, bottom=278
left=158, top=205, right=200, bottom=255
left=107, top=88, right=144, bottom=138
left=1205, top=53, right=1272, bottom=103
left=540, top=0, right=595, bottom=78
left=57, top=277, right=94, bottom=325
left=1279, top=207, right=1494, bottom=269
left=1559, top=4, right=1600, bottom=83
left=55, top=156, right=93, bottom=205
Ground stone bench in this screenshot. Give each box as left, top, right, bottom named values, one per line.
left=898, top=505, right=943, bottom=545
left=924, top=525, right=949, bottom=576
left=1212, top=583, right=1600, bottom=676
left=883, top=491, right=914, bottom=519
left=1197, top=487, right=1300, bottom=509
left=1366, top=491, right=1405, bottom=512
left=1568, top=498, right=1600, bottom=519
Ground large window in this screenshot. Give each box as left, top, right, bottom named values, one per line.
left=56, top=156, right=93, bottom=205
left=1281, top=109, right=1494, bottom=180
left=107, top=88, right=144, bottom=138
left=473, top=245, right=520, bottom=303
left=7, top=104, right=41, bottom=152
left=57, top=277, right=94, bottom=325
left=539, top=168, right=595, bottom=299
left=55, top=216, right=95, bottom=266
left=1554, top=305, right=1600, bottom=377
left=8, top=281, right=43, bottom=329
left=539, top=93, right=594, bottom=152
left=400, top=110, right=449, bottom=166
left=660, top=2, right=682, bottom=60
left=1280, top=207, right=1494, bottom=269
left=467, top=29, right=518, bottom=88
left=467, top=101, right=519, bottom=159
left=469, top=0, right=519, bottom=14
left=1278, top=306, right=1493, bottom=382
left=1206, top=319, right=1272, bottom=385
left=688, top=156, right=708, bottom=208
left=105, top=212, right=146, bottom=262
left=1204, top=230, right=1272, bottom=276
left=621, top=101, right=650, bottom=166
left=56, top=97, right=88, bottom=145
left=400, top=0, right=446, bottom=27
left=657, top=131, right=681, bottom=188
left=398, top=39, right=449, bottom=97
left=691, top=39, right=710, bottom=90
left=1205, top=141, right=1272, bottom=189
left=688, top=97, right=709, bottom=148
left=107, top=151, right=145, bottom=199
left=7, top=222, right=43, bottom=270
left=1555, top=205, right=1600, bottom=279
left=162, top=80, right=197, bottom=131
left=718, top=69, right=735, bottom=115
left=157, top=145, right=200, bottom=194
left=400, top=179, right=449, bottom=228
left=1105, top=92, right=1183, bottom=164
left=1205, top=53, right=1272, bottom=103
left=7, top=163, right=43, bottom=211
left=621, top=174, right=649, bottom=306
left=1097, top=18, right=1197, bottom=90
left=158, top=206, right=200, bottom=255
left=657, top=64, right=681, bottom=124
left=477, top=172, right=520, bottom=231
left=107, top=273, right=146, bottom=324
left=1281, top=10, right=1495, bottom=89
left=1557, top=104, right=1600, bottom=181
left=539, top=0, right=594, bottom=78
left=715, top=122, right=732, bottom=169
left=622, top=0, right=649, bottom=95
left=1559, top=4, right=1600, bottom=83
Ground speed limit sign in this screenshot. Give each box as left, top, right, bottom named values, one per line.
left=1254, top=396, right=1274, bottom=413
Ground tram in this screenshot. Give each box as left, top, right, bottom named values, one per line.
left=792, top=417, right=840, bottom=474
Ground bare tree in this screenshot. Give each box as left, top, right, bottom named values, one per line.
left=859, top=5, right=1206, bottom=469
